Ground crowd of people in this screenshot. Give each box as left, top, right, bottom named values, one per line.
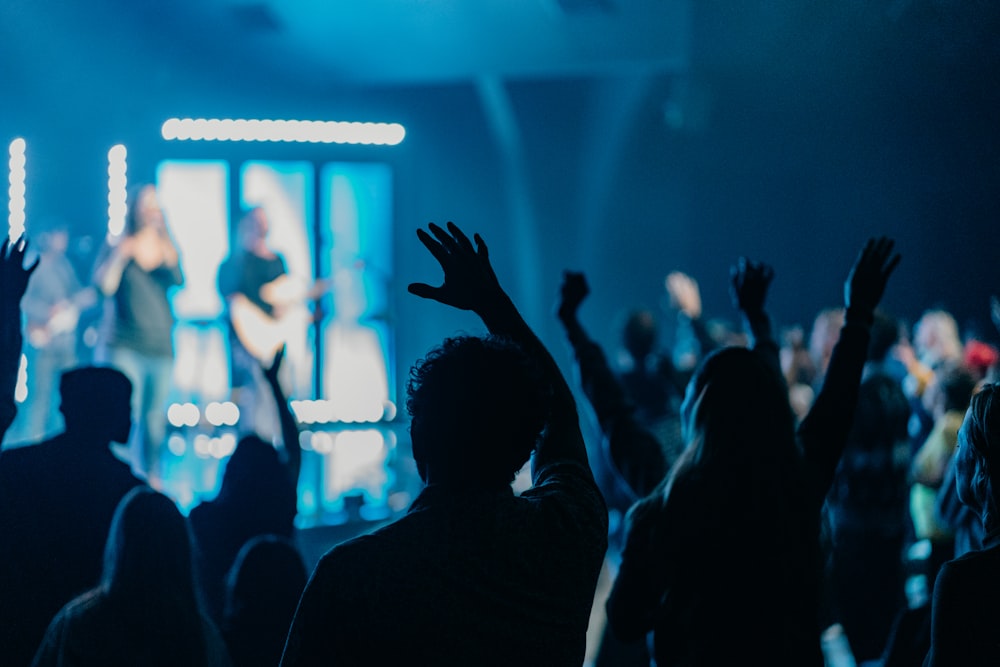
left=0, top=202, right=998, bottom=666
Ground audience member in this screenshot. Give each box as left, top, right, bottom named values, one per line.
left=556, top=271, right=665, bottom=667
left=0, top=366, right=146, bottom=666
left=93, top=182, right=182, bottom=484
left=222, top=535, right=308, bottom=667
left=32, top=487, right=230, bottom=666
left=824, top=311, right=911, bottom=662
left=924, top=383, right=1000, bottom=665
left=189, top=346, right=302, bottom=623
left=605, top=239, right=899, bottom=666
left=280, top=222, right=608, bottom=666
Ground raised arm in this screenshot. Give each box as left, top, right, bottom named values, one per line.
left=92, top=238, right=133, bottom=296
left=261, top=346, right=302, bottom=488
left=408, top=222, right=589, bottom=474
left=730, top=258, right=780, bottom=374
left=557, top=271, right=666, bottom=497
left=0, top=237, right=39, bottom=438
left=799, top=238, right=900, bottom=501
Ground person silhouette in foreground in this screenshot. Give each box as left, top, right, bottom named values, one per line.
left=606, top=238, right=899, bottom=666
left=0, top=365, right=146, bottom=666
left=280, top=222, right=608, bottom=667
left=924, top=382, right=1000, bottom=666
left=32, top=487, right=231, bottom=667
left=189, top=346, right=302, bottom=623
left=222, top=535, right=308, bottom=667
left=0, top=236, right=38, bottom=441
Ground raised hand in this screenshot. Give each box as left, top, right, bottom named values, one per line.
left=407, top=222, right=506, bottom=315
left=729, top=257, right=774, bottom=316
left=1, top=235, right=39, bottom=313
left=557, top=271, right=589, bottom=322
left=844, top=237, right=900, bottom=317
left=666, top=271, right=702, bottom=319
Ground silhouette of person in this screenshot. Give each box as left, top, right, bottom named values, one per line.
left=31, top=487, right=231, bottom=666
left=824, top=311, right=912, bottom=662
left=189, top=347, right=302, bottom=623
left=93, top=182, right=182, bottom=484
left=0, top=365, right=146, bottom=667
left=280, top=222, right=608, bottom=666
left=0, top=236, right=38, bottom=441
left=606, top=239, right=899, bottom=666
left=924, top=383, right=1000, bottom=666
left=222, top=535, right=308, bottom=667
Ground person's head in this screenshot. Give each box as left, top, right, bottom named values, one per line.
left=679, top=346, right=797, bottom=469
left=914, top=309, right=962, bottom=367
left=101, top=487, right=197, bottom=603
left=922, top=362, right=977, bottom=418
left=868, top=310, right=901, bottom=364
left=34, top=216, right=70, bottom=255
left=809, top=308, right=845, bottom=375
left=622, top=310, right=657, bottom=363
left=59, top=366, right=132, bottom=444
left=218, top=435, right=295, bottom=508
left=124, top=183, right=165, bottom=236
left=224, top=535, right=307, bottom=625
left=407, top=335, right=550, bottom=489
left=237, top=206, right=269, bottom=251
left=955, top=384, right=1000, bottom=523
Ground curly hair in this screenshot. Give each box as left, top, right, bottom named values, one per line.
left=406, top=335, right=551, bottom=488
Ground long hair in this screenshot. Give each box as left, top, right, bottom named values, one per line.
left=963, top=384, right=1000, bottom=528
left=101, top=487, right=209, bottom=664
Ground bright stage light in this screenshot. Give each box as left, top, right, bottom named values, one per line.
left=8, top=138, right=26, bottom=240
left=161, top=118, right=406, bottom=145
left=107, top=144, right=127, bottom=237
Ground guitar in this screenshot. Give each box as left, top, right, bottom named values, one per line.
left=26, top=287, right=98, bottom=348
left=228, top=276, right=332, bottom=364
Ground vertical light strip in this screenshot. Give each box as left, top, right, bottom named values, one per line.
left=8, top=138, right=26, bottom=241
left=107, top=144, right=128, bottom=237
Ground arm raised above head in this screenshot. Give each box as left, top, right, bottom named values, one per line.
left=0, top=237, right=38, bottom=438
left=800, top=237, right=901, bottom=501
left=408, top=222, right=590, bottom=474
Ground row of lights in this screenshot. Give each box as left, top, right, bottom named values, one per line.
left=167, top=401, right=241, bottom=428
left=166, top=428, right=396, bottom=460
left=168, top=399, right=398, bottom=428
left=161, top=118, right=406, bottom=145
left=291, top=398, right=397, bottom=424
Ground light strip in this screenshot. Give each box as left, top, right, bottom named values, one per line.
left=107, top=144, right=127, bottom=237
left=8, top=138, right=26, bottom=240
left=161, top=118, right=406, bottom=146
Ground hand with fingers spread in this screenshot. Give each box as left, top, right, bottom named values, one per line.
left=844, top=237, right=901, bottom=319
left=729, top=257, right=774, bottom=317
left=407, top=222, right=507, bottom=317
left=0, top=235, right=38, bottom=437
left=1, top=235, right=39, bottom=314
left=557, top=271, right=589, bottom=324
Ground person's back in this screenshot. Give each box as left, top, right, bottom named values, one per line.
left=292, top=468, right=604, bottom=665
left=0, top=366, right=144, bottom=666
left=281, top=223, right=607, bottom=666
